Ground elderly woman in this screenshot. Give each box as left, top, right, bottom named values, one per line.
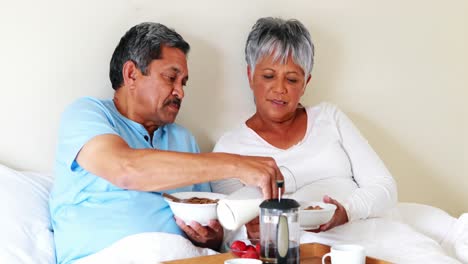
left=211, top=17, right=397, bottom=237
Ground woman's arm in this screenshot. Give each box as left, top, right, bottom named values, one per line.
left=333, top=105, right=398, bottom=221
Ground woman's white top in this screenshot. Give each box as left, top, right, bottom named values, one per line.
left=211, top=102, right=397, bottom=222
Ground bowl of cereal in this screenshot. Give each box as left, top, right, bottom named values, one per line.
left=298, top=201, right=337, bottom=230
left=163, top=191, right=226, bottom=226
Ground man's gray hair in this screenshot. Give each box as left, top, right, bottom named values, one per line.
left=109, top=22, right=190, bottom=90
left=245, top=17, right=314, bottom=78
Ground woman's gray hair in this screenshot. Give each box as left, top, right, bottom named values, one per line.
left=109, top=22, right=190, bottom=90
left=245, top=17, right=314, bottom=78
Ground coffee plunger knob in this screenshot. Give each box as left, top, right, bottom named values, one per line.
left=276, top=180, right=284, bottom=202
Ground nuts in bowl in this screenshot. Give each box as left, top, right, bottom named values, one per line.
left=298, top=201, right=337, bottom=230
left=230, top=239, right=261, bottom=259
left=163, top=191, right=226, bottom=226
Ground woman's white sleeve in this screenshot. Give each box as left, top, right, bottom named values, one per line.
left=334, top=107, right=398, bottom=221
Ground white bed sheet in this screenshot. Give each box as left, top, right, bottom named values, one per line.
left=74, top=232, right=218, bottom=264
left=75, top=207, right=468, bottom=264
left=300, top=217, right=462, bottom=263
left=0, top=164, right=466, bottom=264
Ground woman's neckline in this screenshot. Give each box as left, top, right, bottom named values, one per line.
left=243, top=105, right=317, bottom=151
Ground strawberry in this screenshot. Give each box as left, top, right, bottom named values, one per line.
left=246, top=245, right=256, bottom=252
left=241, top=251, right=259, bottom=259
left=230, top=240, right=247, bottom=257
left=255, top=243, right=261, bottom=255
left=231, top=240, right=247, bottom=251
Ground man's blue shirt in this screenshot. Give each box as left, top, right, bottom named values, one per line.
left=49, top=97, right=210, bottom=264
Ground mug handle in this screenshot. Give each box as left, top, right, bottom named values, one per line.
left=322, top=252, right=332, bottom=264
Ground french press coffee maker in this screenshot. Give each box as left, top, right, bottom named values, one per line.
left=259, top=181, right=300, bottom=264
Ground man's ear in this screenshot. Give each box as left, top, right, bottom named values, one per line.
left=122, top=61, right=138, bottom=88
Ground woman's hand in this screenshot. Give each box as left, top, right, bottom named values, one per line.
left=306, top=195, right=349, bottom=232
left=319, top=195, right=349, bottom=231
left=246, top=216, right=260, bottom=239
left=175, top=216, right=224, bottom=250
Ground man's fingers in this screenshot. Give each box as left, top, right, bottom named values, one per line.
left=176, top=217, right=207, bottom=240
left=207, top=220, right=223, bottom=234
left=176, top=217, right=199, bottom=238
left=249, top=216, right=259, bottom=225
left=261, top=183, right=271, bottom=199
left=189, top=221, right=209, bottom=237
left=276, top=166, right=284, bottom=182
left=175, top=216, right=188, bottom=229
left=237, top=156, right=285, bottom=200
left=271, top=176, right=277, bottom=199
left=189, top=221, right=203, bottom=229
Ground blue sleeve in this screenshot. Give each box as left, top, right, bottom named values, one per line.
left=56, top=97, right=119, bottom=171
left=193, top=182, right=212, bottom=192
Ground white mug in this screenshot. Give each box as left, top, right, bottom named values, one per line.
left=322, top=244, right=365, bottom=264
left=217, top=186, right=263, bottom=230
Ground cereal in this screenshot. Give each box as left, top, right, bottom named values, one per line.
left=304, top=205, right=323, bottom=210
left=181, top=197, right=219, bottom=204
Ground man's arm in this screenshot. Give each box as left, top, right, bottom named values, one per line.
left=76, top=134, right=282, bottom=199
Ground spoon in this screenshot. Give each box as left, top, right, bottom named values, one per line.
left=162, top=193, right=183, bottom=203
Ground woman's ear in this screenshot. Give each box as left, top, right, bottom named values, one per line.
left=122, top=61, right=139, bottom=89
left=247, top=66, right=254, bottom=89
left=301, top=74, right=312, bottom=96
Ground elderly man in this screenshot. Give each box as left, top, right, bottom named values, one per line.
left=49, top=22, right=282, bottom=264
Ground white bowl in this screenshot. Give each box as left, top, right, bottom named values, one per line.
left=164, top=191, right=226, bottom=226
left=298, top=201, right=337, bottom=230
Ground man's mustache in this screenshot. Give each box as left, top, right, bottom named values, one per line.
left=164, top=97, right=182, bottom=108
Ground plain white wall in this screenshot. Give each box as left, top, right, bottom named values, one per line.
left=0, top=0, right=466, bottom=216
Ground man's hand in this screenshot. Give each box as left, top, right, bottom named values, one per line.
left=175, top=217, right=224, bottom=251
left=305, top=195, right=349, bottom=233
left=235, top=156, right=284, bottom=200
left=246, top=216, right=260, bottom=239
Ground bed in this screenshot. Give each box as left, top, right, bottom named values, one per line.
left=1, top=163, right=466, bottom=264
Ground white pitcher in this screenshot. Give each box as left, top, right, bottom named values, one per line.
left=217, top=186, right=263, bottom=230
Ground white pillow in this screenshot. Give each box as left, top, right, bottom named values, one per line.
left=0, top=164, right=55, bottom=264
